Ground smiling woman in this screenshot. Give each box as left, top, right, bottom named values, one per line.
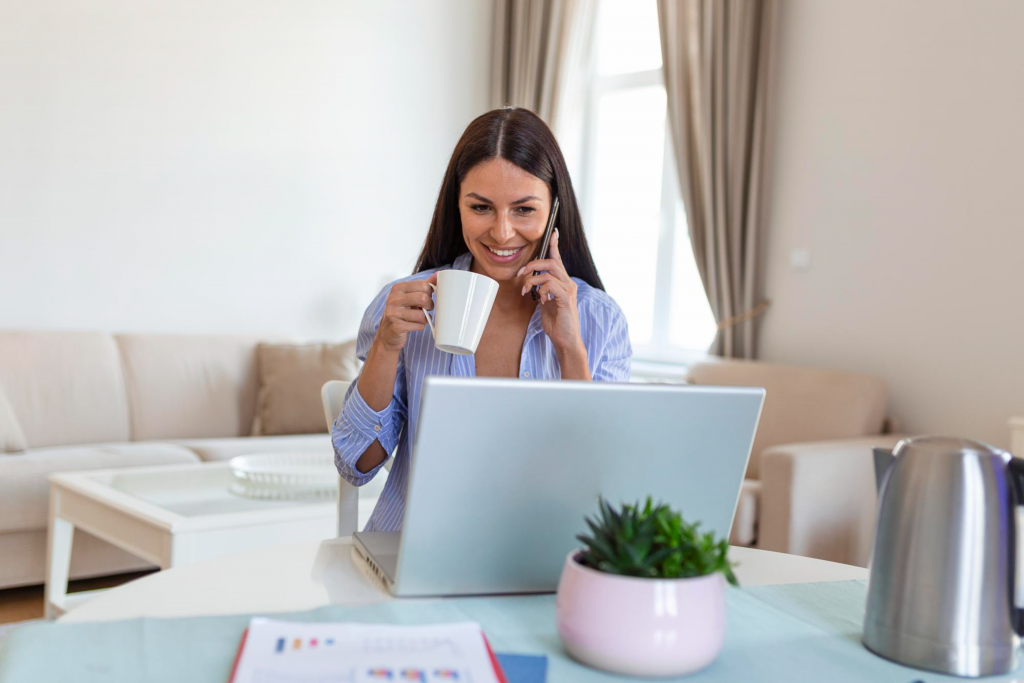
left=330, top=107, right=633, bottom=533
left=416, top=108, right=603, bottom=292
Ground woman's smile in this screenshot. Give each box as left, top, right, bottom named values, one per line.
left=483, top=244, right=528, bottom=263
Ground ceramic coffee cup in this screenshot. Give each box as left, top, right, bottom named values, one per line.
left=423, top=270, right=499, bottom=355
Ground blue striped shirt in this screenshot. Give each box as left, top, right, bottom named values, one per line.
left=332, top=251, right=632, bottom=532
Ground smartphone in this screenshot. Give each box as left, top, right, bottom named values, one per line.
left=531, top=196, right=560, bottom=302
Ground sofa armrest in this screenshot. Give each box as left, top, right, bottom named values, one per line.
left=758, top=434, right=907, bottom=567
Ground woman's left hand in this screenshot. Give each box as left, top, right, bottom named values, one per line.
left=518, top=229, right=587, bottom=359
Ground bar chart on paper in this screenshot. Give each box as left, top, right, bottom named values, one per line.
left=229, top=619, right=506, bottom=683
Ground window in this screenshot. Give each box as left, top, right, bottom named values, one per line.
left=580, top=0, right=716, bottom=362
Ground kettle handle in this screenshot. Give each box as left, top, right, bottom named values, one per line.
left=1008, top=457, right=1024, bottom=635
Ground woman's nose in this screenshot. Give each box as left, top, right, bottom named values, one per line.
left=491, top=212, right=516, bottom=243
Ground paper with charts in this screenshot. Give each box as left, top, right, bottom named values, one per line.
left=230, top=618, right=504, bottom=683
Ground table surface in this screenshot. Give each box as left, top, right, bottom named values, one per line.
left=60, top=537, right=869, bottom=624
left=49, top=461, right=341, bottom=531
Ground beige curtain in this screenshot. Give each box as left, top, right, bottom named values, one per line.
left=657, top=0, right=778, bottom=359
left=491, top=0, right=596, bottom=132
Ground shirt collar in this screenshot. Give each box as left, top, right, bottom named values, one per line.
left=453, top=252, right=473, bottom=271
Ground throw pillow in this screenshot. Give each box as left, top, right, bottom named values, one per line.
left=0, top=385, right=28, bottom=453
left=255, top=340, right=360, bottom=436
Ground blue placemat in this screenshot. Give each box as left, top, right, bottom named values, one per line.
left=2, top=580, right=1022, bottom=682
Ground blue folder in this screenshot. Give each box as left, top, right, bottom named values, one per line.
left=495, top=653, right=547, bottom=683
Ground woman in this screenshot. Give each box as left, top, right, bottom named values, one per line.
left=333, top=107, right=631, bottom=532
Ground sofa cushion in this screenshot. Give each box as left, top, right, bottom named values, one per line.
left=0, top=331, right=131, bottom=449
left=172, top=434, right=331, bottom=462
left=0, top=442, right=200, bottom=535
left=255, top=340, right=360, bottom=436
left=729, top=479, right=761, bottom=547
left=0, top=385, right=27, bottom=453
left=115, top=334, right=260, bottom=441
left=686, top=359, right=888, bottom=479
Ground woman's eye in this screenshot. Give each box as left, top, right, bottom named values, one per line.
left=515, top=207, right=536, bottom=215
left=471, top=204, right=491, bottom=212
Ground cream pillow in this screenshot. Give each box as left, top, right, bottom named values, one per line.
left=0, top=385, right=28, bottom=453
left=255, top=340, right=360, bottom=436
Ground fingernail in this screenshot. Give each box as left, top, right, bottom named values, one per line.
left=521, top=286, right=527, bottom=296
left=554, top=228, right=559, bottom=239
left=516, top=267, right=525, bottom=277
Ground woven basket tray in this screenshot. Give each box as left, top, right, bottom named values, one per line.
left=228, top=451, right=338, bottom=500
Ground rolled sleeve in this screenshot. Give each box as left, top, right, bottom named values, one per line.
left=331, top=282, right=407, bottom=486
left=332, top=381, right=402, bottom=485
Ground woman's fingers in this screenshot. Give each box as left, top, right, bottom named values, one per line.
left=516, top=259, right=571, bottom=283
left=385, top=306, right=432, bottom=324
left=522, top=271, right=578, bottom=292
left=381, top=279, right=435, bottom=339
left=392, top=319, right=427, bottom=332
left=520, top=229, right=568, bottom=285
left=548, top=228, right=563, bottom=265
left=521, top=272, right=557, bottom=294
left=390, top=281, right=433, bottom=298
left=390, top=290, right=433, bottom=310
left=518, top=259, right=557, bottom=273
left=537, top=279, right=570, bottom=306
left=388, top=280, right=434, bottom=311
left=397, top=279, right=433, bottom=290
left=524, top=273, right=574, bottom=305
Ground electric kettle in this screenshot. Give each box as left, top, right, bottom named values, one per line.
left=864, top=436, right=1024, bottom=677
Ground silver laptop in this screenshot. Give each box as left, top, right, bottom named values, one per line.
left=352, top=377, right=764, bottom=597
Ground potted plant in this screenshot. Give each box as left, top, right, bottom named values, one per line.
left=555, top=497, right=737, bottom=677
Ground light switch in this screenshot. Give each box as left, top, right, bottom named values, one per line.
left=790, top=248, right=811, bottom=272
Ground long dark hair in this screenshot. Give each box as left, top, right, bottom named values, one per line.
left=414, top=107, right=605, bottom=291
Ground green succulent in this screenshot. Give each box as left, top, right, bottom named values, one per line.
left=575, top=496, right=739, bottom=586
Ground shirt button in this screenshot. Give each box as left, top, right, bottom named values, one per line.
left=523, top=372, right=530, bottom=378
left=373, top=425, right=382, bottom=432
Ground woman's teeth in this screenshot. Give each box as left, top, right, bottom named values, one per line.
left=487, top=246, right=523, bottom=257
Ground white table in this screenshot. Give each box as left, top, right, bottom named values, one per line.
left=45, top=462, right=380, bottom=620
left=60, top=537, right=868, bottom=623
left=1011, top=417, right=1024, bottom=458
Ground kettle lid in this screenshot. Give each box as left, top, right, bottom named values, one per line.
left=894, top=435, right=1005, bottom=458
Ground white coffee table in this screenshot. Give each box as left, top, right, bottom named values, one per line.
left=1011, top=417, right=1024, bottom=457
left=45, top=461, right=379, bottom=619
left=59, top=537, right=869, bottom=623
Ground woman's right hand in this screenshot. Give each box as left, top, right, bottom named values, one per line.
left=373, top=273, right=437, bottom=354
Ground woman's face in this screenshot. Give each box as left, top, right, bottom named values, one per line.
left=459, top=157, right=552, bottom=282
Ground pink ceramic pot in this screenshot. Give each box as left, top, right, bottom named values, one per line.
left=555, top=551, right=726, bottom=677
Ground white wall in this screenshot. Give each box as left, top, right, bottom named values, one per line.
left=0, top=0, right=492, bottom=340
left=761, top=0, right=1024, bottom=448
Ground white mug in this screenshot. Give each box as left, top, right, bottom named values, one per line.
left=423, top=270, right=499, bottom=355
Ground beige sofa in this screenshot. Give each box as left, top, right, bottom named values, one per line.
left=0, top=330, right=342, bottom=590
left=686, top=358, right=903, bottom=567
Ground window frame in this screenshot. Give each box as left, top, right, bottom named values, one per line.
left=579, top=60, right=713, bottom=365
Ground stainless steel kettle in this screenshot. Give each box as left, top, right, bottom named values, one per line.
left=864, top=436, right=1024, bottom=677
